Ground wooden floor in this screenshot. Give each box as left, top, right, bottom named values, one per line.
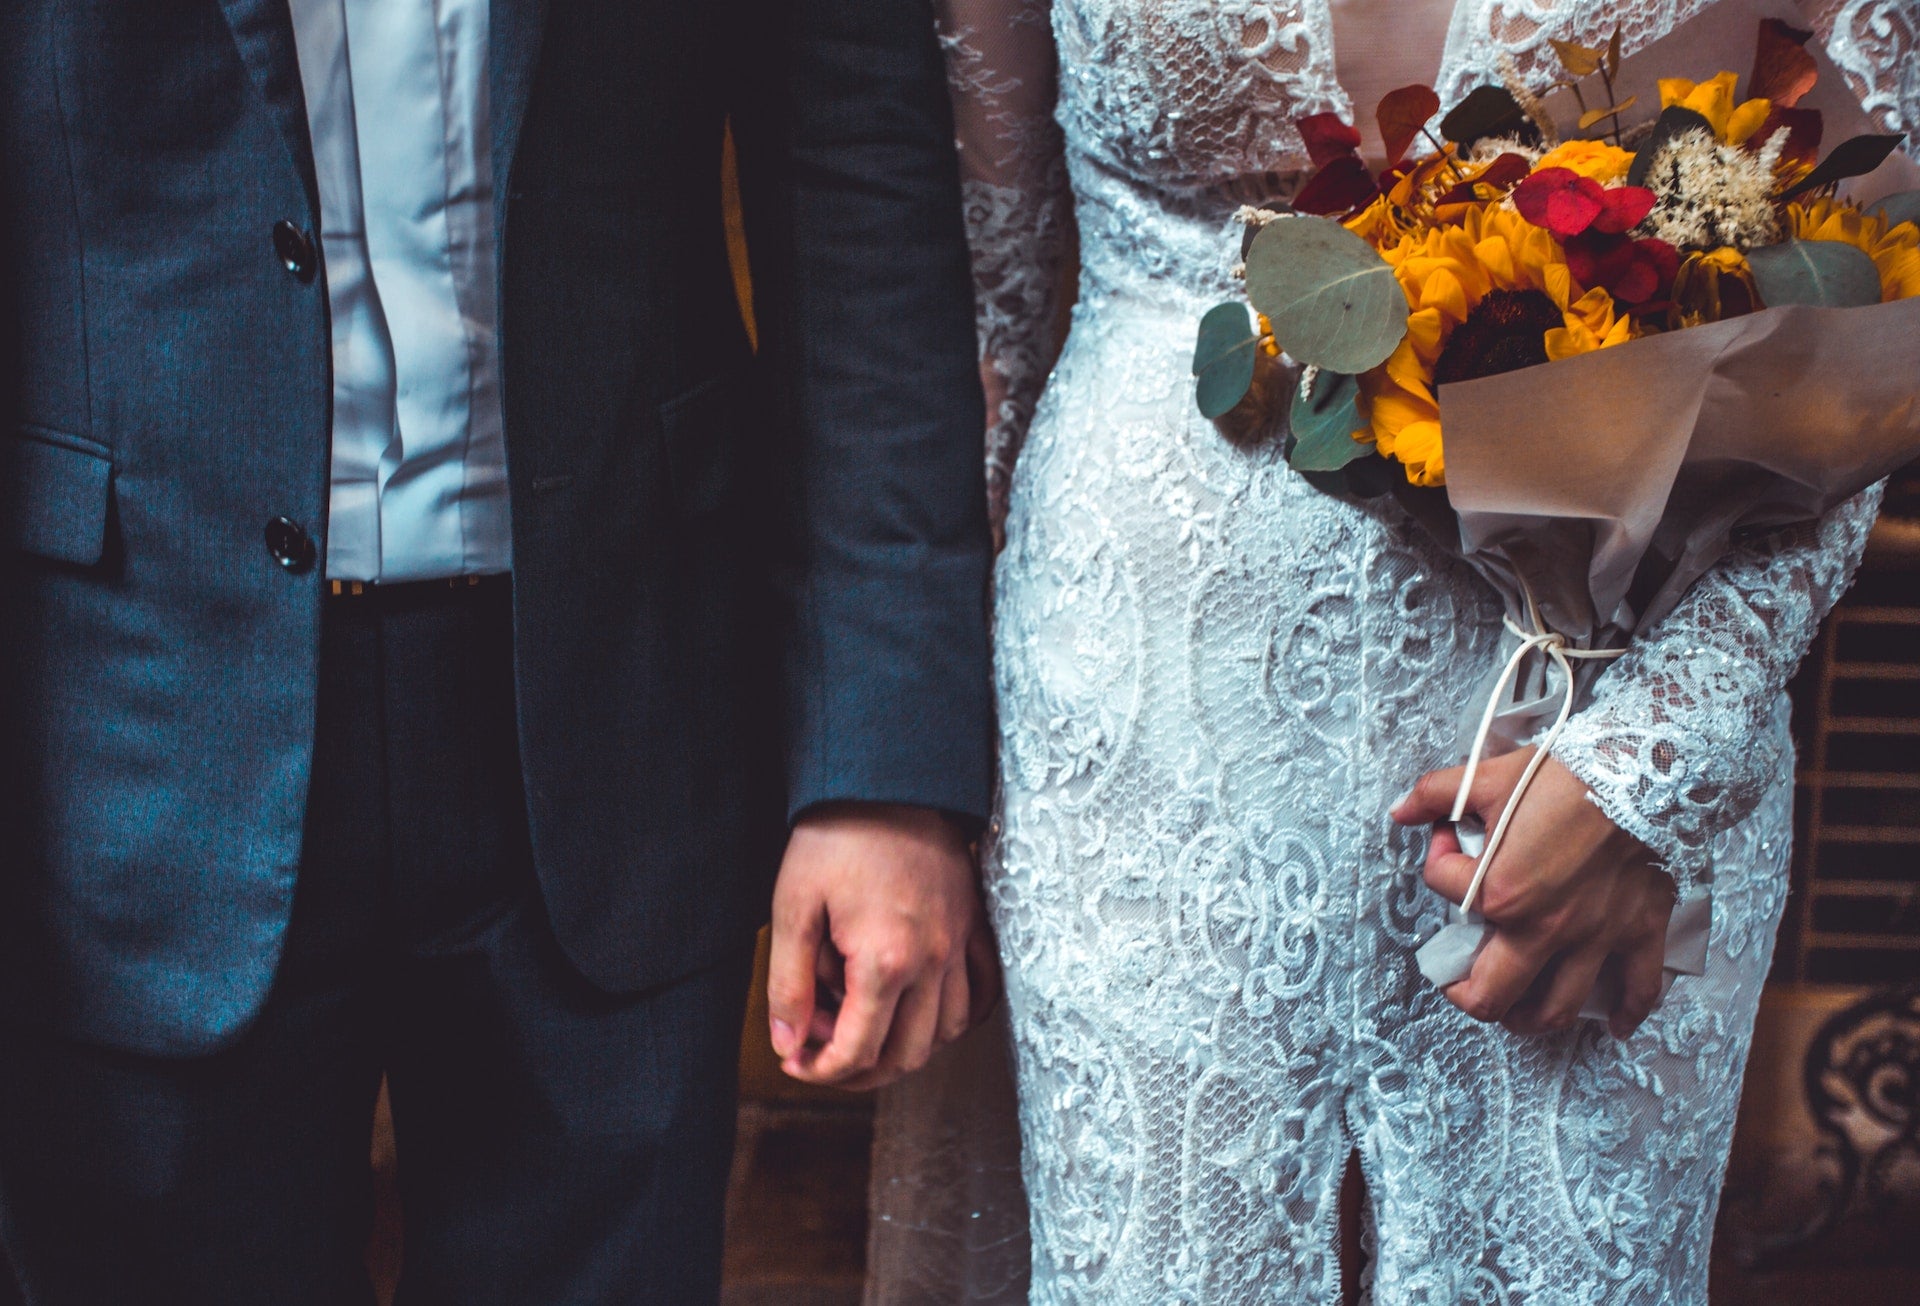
left=721, top=1101, right=871, bottom=1306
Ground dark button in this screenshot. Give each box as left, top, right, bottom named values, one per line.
left=272, top=220, right=317, bottom=283
left=264, top=516, right=317, bottom=573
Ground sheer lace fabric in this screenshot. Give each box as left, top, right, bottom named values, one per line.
left=867, top=2, right=1906, bottom=1302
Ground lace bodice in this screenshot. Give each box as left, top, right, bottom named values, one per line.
left=938, top=0, right=1909, bottom=889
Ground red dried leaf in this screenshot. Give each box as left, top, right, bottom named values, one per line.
left=1750, top=18, right=1818, bottom=108
left=1591, top=185, right=1656, bottom=235
left=1565, top=232, right=1608, bottom=288
left=1434, top=154, right=1533, bottom=207
left=1293, top=155, right=1380, bottom=215
left=1478, top=152, right=1534, bottom=191
left=1567, top=232, right=1679, bottom=308
left=1377, top=85, right=1442, bottom=168
left=1752, top=105, right=1824, bottom=166
left=1298, top=112, right=1364, bottom=168
left=1513, top=167, right=1606, bottom=237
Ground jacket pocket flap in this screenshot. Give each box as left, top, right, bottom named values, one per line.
left=3, top=427, right=112, bottom=566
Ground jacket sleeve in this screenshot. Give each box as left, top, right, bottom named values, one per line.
left=731, top=0, right=995, bottom=825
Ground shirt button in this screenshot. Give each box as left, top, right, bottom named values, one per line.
left=264, top=516, right=317, bottom=573
left=271, top=220, right=317, bottom=283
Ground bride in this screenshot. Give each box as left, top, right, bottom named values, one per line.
left=867, top=0, right=1914, bottom=1302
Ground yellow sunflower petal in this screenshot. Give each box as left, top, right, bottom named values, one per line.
left=1725, top=96, right=1773, bottom=146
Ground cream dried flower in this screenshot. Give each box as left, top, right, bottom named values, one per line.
left=1642, top=129, right=1784, bottom=251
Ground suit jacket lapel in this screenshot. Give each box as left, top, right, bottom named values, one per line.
left=491, top=0, right=549, bottom=238
left=216, top=0, right=320, bottom=218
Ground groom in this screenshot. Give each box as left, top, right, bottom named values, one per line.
left=0, top=1, right=993, bottom=1302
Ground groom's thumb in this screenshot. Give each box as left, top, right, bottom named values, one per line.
left=767, top=893, right=824, bottom=1064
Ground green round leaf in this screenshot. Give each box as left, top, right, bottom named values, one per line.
left=1749, top=238, right=1884, bottom=309
left=1244, top=217, right=1409, bottom=375
left=1285, top=369, right=1372, bottom=472
left=1192, top=302, right=1261, bottom=419
left=1870, top=189, right=1920, bottom=233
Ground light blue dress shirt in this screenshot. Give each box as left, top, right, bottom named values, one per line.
left=291, top=0, right=512, bottom=582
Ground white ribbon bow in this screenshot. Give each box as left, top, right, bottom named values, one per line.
left=1447, top=584, right=1625, bottom=915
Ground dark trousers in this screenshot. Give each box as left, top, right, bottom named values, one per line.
left=0, top=579, right=754, bottom=1305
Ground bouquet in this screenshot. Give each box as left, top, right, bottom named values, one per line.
left=1192, top=0, right=1920, bottom=1015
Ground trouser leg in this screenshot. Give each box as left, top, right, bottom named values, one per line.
left=366, top=580, right=755, bottom=1306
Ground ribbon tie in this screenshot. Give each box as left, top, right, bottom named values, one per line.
left=1450, top=584, right=1626, bottom=915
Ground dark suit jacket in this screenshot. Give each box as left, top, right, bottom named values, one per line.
left=0, top=0, right=992, bottom=1056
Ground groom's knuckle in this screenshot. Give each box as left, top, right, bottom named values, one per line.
left=868, top=939, right=918, bottom=986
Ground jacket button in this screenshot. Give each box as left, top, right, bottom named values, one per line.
left=265, top=516, right=317, bottom=573
left=272, top=220, right=317, bottom=283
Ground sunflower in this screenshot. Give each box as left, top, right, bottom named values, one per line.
left=1657, top=72, right=1772, bottom=145
left=1786, top=197, right=1920, bottom=302
left=1358, top=205, right=1633, bottom=486
left=1669, top=246, right=1759, bottom=326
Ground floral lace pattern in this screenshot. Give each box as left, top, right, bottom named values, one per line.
left=866, top=3, right=1903, bottom=1302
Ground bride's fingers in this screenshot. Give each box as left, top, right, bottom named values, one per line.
left=1392, top=748, right=1537, bottom=827
left=1445, top=930, right=1549, bottom=1025
left=1421, top=845, right=1481, bottom=907
left=1391, top=764, right=1467, bottom=825
left=1509, top=943, right=1606, bottom=1035
left=1609, top=925, right=1670, bottom=1040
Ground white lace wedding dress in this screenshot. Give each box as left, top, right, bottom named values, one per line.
left=866, top=2, right=1914, bottom=1302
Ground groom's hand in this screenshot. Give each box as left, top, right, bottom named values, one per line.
left=1392, top=748, right=1676, bottom=1039
left=767, top=802, right=999, bottom=1091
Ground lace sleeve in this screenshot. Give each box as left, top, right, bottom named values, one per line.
left=936, top=0, right=1072, bottom=533
left=1551, top=484, right=1885, bottom=894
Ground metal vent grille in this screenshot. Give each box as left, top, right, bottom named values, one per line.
left=1783, top=530, right=1920, bottom=985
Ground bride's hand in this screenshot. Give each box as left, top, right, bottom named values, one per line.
left=1391, top=748, right=1678, bottom=1039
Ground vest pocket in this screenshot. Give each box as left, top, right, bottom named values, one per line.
left=2, top=424, right=113, bottom=566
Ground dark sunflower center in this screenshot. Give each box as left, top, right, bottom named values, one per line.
left=1433, top=288, right=1563, bottom=387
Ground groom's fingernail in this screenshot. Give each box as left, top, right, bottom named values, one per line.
left=771, top=1018, right=796, bottom=1056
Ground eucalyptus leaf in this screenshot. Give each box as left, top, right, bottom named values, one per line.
left=1193, top=302, right=1262, bottom=419
left=1778, top=133, right=1907, bottom=201
left=1749, top=238, right=1884, bottom=308
left=1244, top=217, right=1410, bottom=374
left=1869, top=189, right=1920, bottom=231
left=1285, top=370, right=1371, bottom=472
left=1440, top=86, right=1534, bottom=149
left=1628, top=106, right=1714, bottom=188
